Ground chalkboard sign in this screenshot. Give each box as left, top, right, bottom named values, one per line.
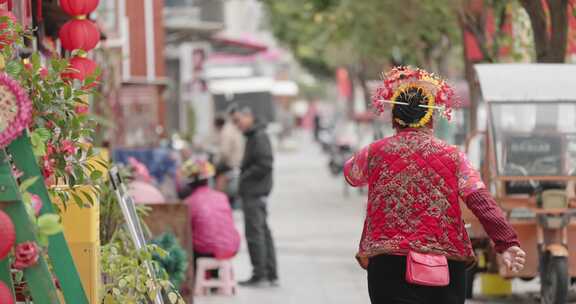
left=505, top=135, right=563, bottom=176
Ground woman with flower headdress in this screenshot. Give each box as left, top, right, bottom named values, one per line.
left=344, top=67, right=526, bottom=304
left=177, top=159, right=240, bottom=270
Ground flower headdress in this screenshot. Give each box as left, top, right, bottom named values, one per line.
left=372, top=66, right=457, bottom=128
left=181, top=159, right=215, bottom=182
left=0, top=73, right=32, bottom=148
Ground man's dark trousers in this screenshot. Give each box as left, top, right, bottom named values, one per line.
left=242, top=195, right=277, bottom=280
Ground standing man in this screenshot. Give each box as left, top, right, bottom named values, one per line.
left=229, top=106, right=278, bottom=287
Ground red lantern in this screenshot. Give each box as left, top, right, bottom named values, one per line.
left=60, top=0, right=99, bottom=16
left=0, top=9, right=17, bottom=50
left=0, top=281, right=14, bottom=304
left=62, top=56, right=99, bottom=82
left=0, top=209, right=15, bottom=260
left=59, top=19, right=100, bottom=52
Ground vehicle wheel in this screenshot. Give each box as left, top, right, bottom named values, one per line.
left=520, top=277, right=535, bottom=282
left=541, top=255, right=569, bottom=304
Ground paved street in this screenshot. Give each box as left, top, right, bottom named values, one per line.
left=195, top=135, right=570, bottom=304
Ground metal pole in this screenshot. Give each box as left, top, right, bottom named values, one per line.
left=109, top=166, right=165, bottom=304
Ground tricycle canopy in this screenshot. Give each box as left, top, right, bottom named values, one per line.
left=475, top=64, right=576, bottom=179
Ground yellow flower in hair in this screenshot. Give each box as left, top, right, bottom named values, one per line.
left=182, top=159, right=215, bottom=180
left=391, top=84, right=435, bottom=128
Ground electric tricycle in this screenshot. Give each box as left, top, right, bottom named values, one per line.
left=464, top=64, right=576, bottom=304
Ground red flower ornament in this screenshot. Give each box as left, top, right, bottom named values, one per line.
left=0, top=10, right=17, bottom=51
left=0, top=73, right=33, bottom=148
left=39, top=67, right=49, bottom=79
left=12, top=242, right=39, bottom=270
left=31, top=194, right=43, bottom=216
left=75, top=104, right=89, bottom=115
left=60, top=140, right=76, bottom=155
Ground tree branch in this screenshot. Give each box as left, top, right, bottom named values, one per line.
left=491, top=2, right=509, bottom=59
left=458, top=8, right=494, bottom=62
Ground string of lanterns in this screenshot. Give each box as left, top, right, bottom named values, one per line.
left=58, top=0, right=100, bottom=82
left=0, top=0, right=100, bottom=81
left=0, top=1, right=100, bottom=302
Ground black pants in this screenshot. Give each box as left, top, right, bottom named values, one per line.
left=241, top=195, right=278, bottom=280
left=367, top=255, right=466, bottom=304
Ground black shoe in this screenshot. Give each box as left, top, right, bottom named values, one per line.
left=269, top=279, right=280, bottom=287
left=239, top=277, right=268, bottom=288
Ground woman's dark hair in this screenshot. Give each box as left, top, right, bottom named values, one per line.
left=177, top=179, right=209, bottom=199
left=392, top=87, right=429, bottom=128
left=214, top=116, right=226, bottom=129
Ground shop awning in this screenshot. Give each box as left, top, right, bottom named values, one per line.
left=272, top=81, right=299, bottom=96
left=208, top=77, right=274, bottom=94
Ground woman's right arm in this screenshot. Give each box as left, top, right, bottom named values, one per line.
left=457, top=151, right=520, bottom=253
left=464, top=189, right=520, bottom=253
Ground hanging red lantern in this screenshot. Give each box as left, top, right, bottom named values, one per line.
left=0, top=209, right=15, bottom=260
left=0, top=9, right=17, bottom=50
left=60, top=0, right=99, bottom=16
left=62, top=56, right=99, bottom=83
left=0, top=281, right=14, bottom=304
left=59, top=19, right=100, bottom=52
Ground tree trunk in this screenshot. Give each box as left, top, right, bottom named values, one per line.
left=464, top=58, right=480, bottom=133
left=520, top=0, right=568, bottom=130
left=345, top=66, right=355, bottom=119
left=357, top=61, right=372, bottom=112
left=519, top=0, right=548, bottom=60
left=459, top=14, right=480, bottom=133
left=520, top=0, right=569, bottom=63
left=547, top=0, right=569, bottom=62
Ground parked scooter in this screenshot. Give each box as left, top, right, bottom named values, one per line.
left=328, top=140, right=354, bottom=176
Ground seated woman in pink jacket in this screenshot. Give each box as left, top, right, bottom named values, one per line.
left=178, top=159, right=241, bottom=268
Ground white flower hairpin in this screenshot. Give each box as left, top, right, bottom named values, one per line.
left=378, top=99, right=445, bottom=110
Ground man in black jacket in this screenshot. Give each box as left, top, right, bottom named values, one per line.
left=230, top=106, right=278, bottom=287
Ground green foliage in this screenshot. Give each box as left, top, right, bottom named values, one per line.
left=30, top=128, right=51, bottom=156
left=36, top=213, right=63, bottom=246
left=98, top=167, right=186, bottom=303
left=101, top=232, right=186, bottom=304
left=150, top=233, right=189, bottom=290
left=261, top=0, right=460, bottom=75
left=99, top=180, right=123, bottom=245
left=1, top=17, right=105, bottom=208
left=17, top=176, right=63, bottom=246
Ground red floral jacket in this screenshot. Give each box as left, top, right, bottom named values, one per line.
left=344, top=129, right=519, bottom=268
